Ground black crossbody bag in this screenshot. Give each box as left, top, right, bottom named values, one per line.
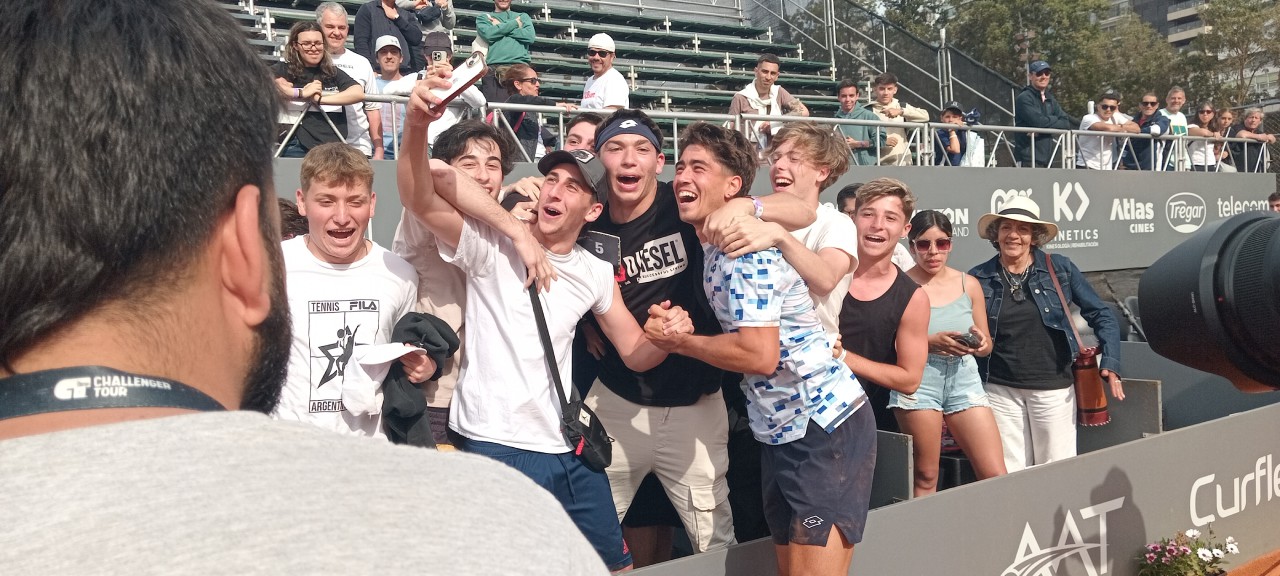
left=527, top=285, right=613, bottom=471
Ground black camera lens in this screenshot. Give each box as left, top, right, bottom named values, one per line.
left=1139, top=211, right=1280, bottom=392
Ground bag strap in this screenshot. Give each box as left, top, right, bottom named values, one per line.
left=527, top=284, right=577, bottom=411
left=513, top=112, right=527, bottom=133
left=1044, top=253, right=1084, bottom=345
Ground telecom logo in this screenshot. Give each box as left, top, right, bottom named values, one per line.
left=1165, top=193, right=1207, bottom=233
left=1002, top=497, right=1125, bottom=576
left=1053, top=182, right=1089, bottom=222
left=990, top=188, right=1032, bottom=214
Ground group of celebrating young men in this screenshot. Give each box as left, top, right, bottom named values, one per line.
left=276, top=54, right=925, bottom=573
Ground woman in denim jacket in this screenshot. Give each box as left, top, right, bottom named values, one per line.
left=968, top=197, right=1125, bottom=473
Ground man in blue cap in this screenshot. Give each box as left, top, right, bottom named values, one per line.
left=1014, top=60, right=1077, bottom=168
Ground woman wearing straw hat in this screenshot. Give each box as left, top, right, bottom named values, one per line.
left=968, top=197, right=1125, bottom=473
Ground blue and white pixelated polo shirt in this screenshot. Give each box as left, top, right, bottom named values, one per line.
left=702, top=245, right=867, bottom=444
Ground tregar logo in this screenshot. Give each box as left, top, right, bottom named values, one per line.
left=1002, top=497, right=1125, bottom=576
left=1165, top=193, right=1207, bottom=233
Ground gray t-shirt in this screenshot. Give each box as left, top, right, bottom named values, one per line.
left=0, top=411, right=608, bottom=575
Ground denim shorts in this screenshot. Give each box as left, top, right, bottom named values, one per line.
left=889, top=354, right=990, bottom=414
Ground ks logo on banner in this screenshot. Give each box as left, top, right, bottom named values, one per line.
left=1053, top=182, right=1089, bottom=222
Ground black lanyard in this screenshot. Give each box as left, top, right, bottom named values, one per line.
left=0, top=366, right=226, bottom=421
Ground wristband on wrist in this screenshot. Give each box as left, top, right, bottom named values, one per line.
left=293, top=88, right=301, bottom=99
left=751, top=196, right=764, bottom=219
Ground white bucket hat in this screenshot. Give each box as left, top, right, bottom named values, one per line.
left=977, top=196, right=1059, bottom=245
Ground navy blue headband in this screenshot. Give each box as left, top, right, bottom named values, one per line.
left=596, top=117, right=660, bottom=149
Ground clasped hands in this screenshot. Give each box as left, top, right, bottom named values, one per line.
left=643, top=301, right=694, bottom=351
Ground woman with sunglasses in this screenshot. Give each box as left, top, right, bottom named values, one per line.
left=1119, top=92, right=1170, bottom=170
left=1187, top=103, right=1223, bottom=172
left=968, top=197, right=1125, bottom=473
left=272, top=21, right=365, bottom=158
left=500, top=63, right=577, bottom=161
left=897, top=210, right=1006, bottom=496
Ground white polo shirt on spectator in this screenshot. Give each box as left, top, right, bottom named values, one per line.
left=581, top=68, right=629, bottom=110
left=1076, top=112, right=1131, bottom=170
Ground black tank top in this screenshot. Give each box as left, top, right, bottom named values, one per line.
left=838, top=266, right=919, bottom=433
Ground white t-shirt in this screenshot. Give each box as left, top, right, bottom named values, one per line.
left=1188, top=123, right=1218, bottom=167
left=789, top=204, right=859, bottom=335
left=440, top=217, right=615, bottom=453
left=275, top=236, right=417, bottom=437
left=382, top=73, right=486, bottom=148
left=333, top=49, right=380, bottom=156
left=374, top=76, right=407, bottom=156
left=1076, top=112, right=1131, bottom=170
left=1161, top=109, right=1189, bottom=169
left=581, top=67, right=629, bottom=110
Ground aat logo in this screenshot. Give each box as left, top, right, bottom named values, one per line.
left=1002, top=497, right=1125, bottom=576
left=1165, top=193, right=1207, bottom=233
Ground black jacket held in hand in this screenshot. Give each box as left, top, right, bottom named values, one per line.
left=382, top=312, right=460, bottom=448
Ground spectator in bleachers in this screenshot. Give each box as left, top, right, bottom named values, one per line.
left=1269, top=191, right=1280, bottom=212
left=1159, top=87, right=1189, bottom=170
left=318, top=3, right=384, bottom=160
left=278, top=198, right=311, bottom=240
left=834, top=79, right=885, bottom=166
left=839, top=179, right=929, bottom=434
left=866, top=72, right=928, bottom=166
left=380, top=33, right=486, bottom=151
left=476, top=0, right=536, bottom=101
left=901, top=209, right=1006, bottom=497
left=1013, top=61, right=1075, bottom=168
left=373, top=36, right=407, bottom=158
left=392, top=120, right=520, bottom=448
left=1230, top=108, right=1275, bottom=173
left=400, top=83, right=698, bottom=573
left=355, top=0, right=425, bottom=75
left=581, top=34, right=629, bottom=111
left=272, top=22, right=365, bottom=158
left=1187, top=102, right=1223, bottom=172
left=399, top=0, right=456, bottom=33
left=934, top=101, right=969, bottom=166
left=1217, top=108, right=1238, bottom=171
left=728, top=54, right=809, bottom=154
left=1120, top=93, right=1170, bottom=171
left=502, top=64, right=579, bottom=161
left=273, top=143, right=426, bottom=437
left=1075, top=92, right=1138, bottom=170
left=970, top=197, right=1124, bottom=473
left=645, top=122, right=874, bottom=576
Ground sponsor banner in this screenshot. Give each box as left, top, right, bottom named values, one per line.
left=273, top=161, right=1274, bottom=273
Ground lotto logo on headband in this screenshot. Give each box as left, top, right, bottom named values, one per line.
left=619, top=120, right=637, bottom=128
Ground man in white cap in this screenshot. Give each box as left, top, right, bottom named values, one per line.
left=372, top=35, right=406, bottom=158
left=581, top=33, right=628, bottom=110
left=317, top=2, right=384, bottom=159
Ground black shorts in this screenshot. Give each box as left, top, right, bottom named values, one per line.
left=762, top=405, right=877, bottom=546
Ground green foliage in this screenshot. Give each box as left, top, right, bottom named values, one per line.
left=1095, top=15, right=1191, bottom=112
left=949, top=0, right=1109, bottom=112
left=1192, top=0, right=1280, bottom=106
left=882, top=0, right=952, bottom=42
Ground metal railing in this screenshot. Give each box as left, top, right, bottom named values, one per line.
left=287, top=95, right=1274, bottom=172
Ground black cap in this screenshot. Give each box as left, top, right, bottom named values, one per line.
left=538, top=149, right=610, bottom=206
left=942, top=100, right=964, bottom=115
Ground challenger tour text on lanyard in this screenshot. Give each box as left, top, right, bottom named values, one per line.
left=0, top=366, right=226, bottom=420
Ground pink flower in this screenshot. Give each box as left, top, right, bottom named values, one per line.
left=1148, top=544, right=1162, bottom=552
left=1181, top=546, right=1191, bottom=555
left=1167, top=545, right=1179, bottom=556
left=1162, top=556, right=1172, bottom=564
left=1145, top=553, right=1157, bottom=563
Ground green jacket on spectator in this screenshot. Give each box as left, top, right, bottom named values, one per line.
left=835, top=107, right=887, bottom=166
left=477, top=10, right=535, bottom=66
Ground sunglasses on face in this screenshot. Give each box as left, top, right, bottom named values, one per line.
left=1033, top=70, right=1051, bottom=77
left=1099, top=104, right=1117, bottom=111
left=296, top=41, right=324, bottom=48
left=587, top=49, right=612, bottom=57
left=1141, top=101, right=1159, bottom=106
left=1199, top=109, right=1215, bottom=114
left=913, top=238, right=952, bottom=252
left=518, top=77, right=541, bottom=84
